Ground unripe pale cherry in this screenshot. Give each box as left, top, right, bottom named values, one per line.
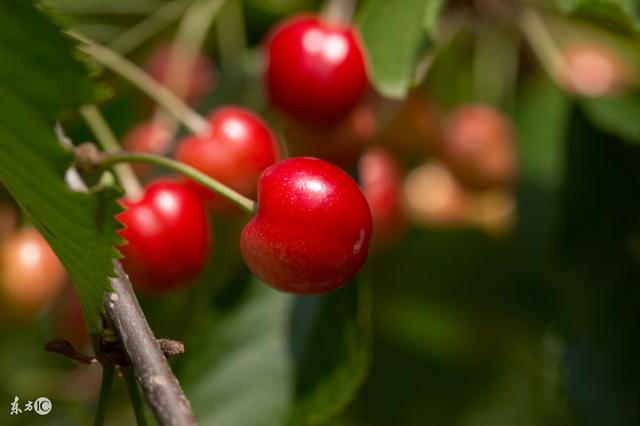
left=284, top=100, right=376, bottom=169
left=175, top=107, right=279, bottom=213
left=122, top=120, right=173, bottom=176
left=117, top=180, right=211, bottom=294
left=403, top=161, right=473, bottom=227
left=359, top=148, right=405, bottom=246
left=0, top=227, right=66, bottom=322
left=266, top=15, right=368, bottom=124
left=562, top=42, right=630, bottom=97
left=439, top=104, right=517, bottom=190
left=145, top=43, right=216, bottom=104
left=241, top=157, right=372, bottom=294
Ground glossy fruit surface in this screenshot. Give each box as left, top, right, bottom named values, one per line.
left=117, top=180, right=211, bottom=294
left=562, top=42, right=630, bottom=97
left=145, top=43, right=215, bottom=104
left=122, top=120, right=173, bottom=176
left=266, top=15, right=368, bottom=124
left=0, top=227, right=66, bottom=321
left=241, top=157, right=372, bottom=294
left=175, top=107, right=279, bottom=213
left=359, top=148, right=404, bottom=246
left=439, top=104, right=517, bottom=190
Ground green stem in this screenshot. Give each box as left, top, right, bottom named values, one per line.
left=102, top=152, right=256, bottom=213
left=109, top=0, right=194, bottom=55
left=70, top=31, right=209, bottom=135
left=323, top=0, right=357, bottom=24
left=94, top=364, right=115, bottom=426
left=80, top=105, right=144, bottom=199
left=124, top=368, right=148, bottom=426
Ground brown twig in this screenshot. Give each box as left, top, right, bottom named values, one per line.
left=105, top=262, right=197, bottom=426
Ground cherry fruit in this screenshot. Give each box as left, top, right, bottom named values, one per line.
left=359, top=149, right=405, bottom=246
left=241, top=157, right=372, bottom=294
left=0, top=227, right=66, bottom=321
left=175, top=107, right=279, bottom=213
left=562, top=42, right=630, bottom=97
left=266, top=15, right=368, bottom=124
left=122, top=120, right=172, bottom=176
left=117, top=180, right=211, bottom=294
left=145, top=43, right=215, bottom=104
left=284, top=100, right=376, bottom=169
left=403, top=161, right=472, bottom=227
left=439, top=104, right=517, bottom=190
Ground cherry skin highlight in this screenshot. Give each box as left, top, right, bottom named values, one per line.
left=266, top=15, right=368, bottom=124
left=117, top=180, right=211, bottom=294
left=241, top=157, right=373, bottom=294
left=175, top=107, right=279, bottom=213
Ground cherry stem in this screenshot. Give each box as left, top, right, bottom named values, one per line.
left=519, top=8, right=569, bottom=85
left=151, top=0, right=227, bottom=137
left=124, top=368, right=148, bottom=426
left=101, top=152, right=256, bottom=213
left=70, top=31, right=210, bottom=135
left=79, top=105, right=144, bottom=199
left=109, top=0, right=193, bottom=55
left=323, top=0, right=358, bottom=24
left=94, top=364, right=115, bottom=426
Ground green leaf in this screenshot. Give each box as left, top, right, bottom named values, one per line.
left=0, top=0, right=123, bottom=332
left=357, top=0, right=445, bottom=98
left=516, top=75, right=571, bottom=187
left=580, top=92, right=640, bottom=143
left=548, top=0, right=640, bottom=32
left=180, top=275, right=372, bottom=425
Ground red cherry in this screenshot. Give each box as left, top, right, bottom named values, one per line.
left=562, top=42, right=630, bottom=97
left=175, top=107, right=279, bottom=213
left=359, top=149, right=405, bottom=246
left=145, top=43, right=215, bottom=104
left=266, top=15, right=368, bottom=124
left=241, top=157, right=372, bottom=294
left=0, top=228, right=66, bottom=322
left=122, top=120, right=173, bottom=176
left=439, top=104, right=517, bottom=190
left=117, top=180, right=211, bottom=294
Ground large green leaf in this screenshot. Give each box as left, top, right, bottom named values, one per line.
left=357, top=0, right=445, bottom=98
left=580, top=92, right=640, bottom=143
left=0, top=0, right=123, bottom=332
left=180, top=275, right=372, bottom=425
left=548, top=0, right=640, bottom=32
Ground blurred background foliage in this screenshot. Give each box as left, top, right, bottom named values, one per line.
left=2, top=0, right=640, bottom=425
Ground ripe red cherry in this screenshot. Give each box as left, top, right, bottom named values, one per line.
left=439, top=104, right=517, bottom=190
left=145, top=43, right=216, bottom=104
left=0, top=227, right=66, bottom=322
left=359, top=149, right=404, bottom=246
left=122, top=120, right=172, bottom=176
left=241, top=157, right=372, bottom=294
left=562, top=42, right=630, bottom=97
left=266, top=15, right=368, bottom=124
left=175, top=107, right=279, bottom=213
left=117, top=180, right=211, bottom=294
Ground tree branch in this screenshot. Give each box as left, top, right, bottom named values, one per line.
left=105, top=262, right=197, bottom=426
